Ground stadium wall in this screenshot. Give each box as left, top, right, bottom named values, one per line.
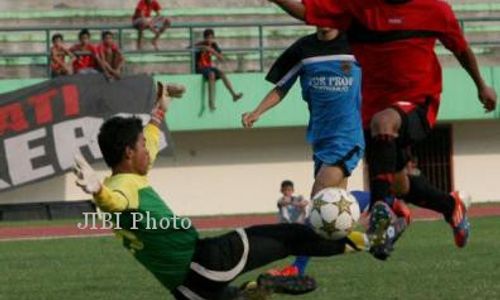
left=0, top=69, right=499, bottom=215
left=453, top=121, right=500, bottom=203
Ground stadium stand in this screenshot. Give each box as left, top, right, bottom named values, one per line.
left=0, top=0, right=499, bottom=78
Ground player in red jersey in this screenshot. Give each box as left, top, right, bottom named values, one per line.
left=266, top=0, right=497, bottom=259
left=132, top=0, right=171, bottom=50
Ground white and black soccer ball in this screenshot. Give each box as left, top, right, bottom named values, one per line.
left=308, top=187, right=360, bottom=240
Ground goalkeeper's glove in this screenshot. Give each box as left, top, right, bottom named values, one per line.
left=73, top=154, right=102, bottom=195
left=150, top=81, right=185, bottom=126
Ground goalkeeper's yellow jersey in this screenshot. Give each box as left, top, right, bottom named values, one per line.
left=93, top=124, right=199, bottom=290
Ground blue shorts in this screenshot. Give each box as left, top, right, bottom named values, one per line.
left=196, top=67, right=222, bottom=80
left=313, top=139, right=364, bottom=177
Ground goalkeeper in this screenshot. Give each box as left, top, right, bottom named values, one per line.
left=73, top=82, right=403, bottom=299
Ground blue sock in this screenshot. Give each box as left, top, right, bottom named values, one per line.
left=351, top=190, right=371, bottom=213
left=292, top=256, right=310, bottom=275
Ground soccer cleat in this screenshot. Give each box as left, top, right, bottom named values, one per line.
left=265, top=265, right=299, bottom=277
left=369, top=216, right=408, bottom=260
left=367, top=201, right=395, bottom=250
left=257, top=273, right=317, bottom=295
left=448, top=191, right=471, bottom=248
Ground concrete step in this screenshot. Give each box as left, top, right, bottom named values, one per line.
left=2, top=46, right=499, bottom=80
left=0, top=0, right=271, bottom=11
left=0, top=34, right=312, bottom=54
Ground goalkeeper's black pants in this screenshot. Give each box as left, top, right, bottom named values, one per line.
left=172, top=223, right=347, bottom=300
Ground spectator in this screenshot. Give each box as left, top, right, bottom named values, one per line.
left=269, top=180, right=311, bottom=276
left=195, top=29, right=243, bottom=111
left=132, top=0, right=171, bottom=50
left=277, top=180, right=309, bottom=224
left=50, top=33, right=73, bottom=78
left=70, top=29, right=109, bottom=77
left=97, top=31, right=125, bottom=80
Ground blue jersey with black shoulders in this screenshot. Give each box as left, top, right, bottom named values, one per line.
left=266, top=33, right=364, bottom=153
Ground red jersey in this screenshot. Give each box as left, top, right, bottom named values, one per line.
left=195, top=41, right=221, bottom=70
left=133, top=0, right=161, bottom=20
left=96, top=43, right=119, bottom=56
left=96, top=42, right=123, bottom=67
left=50, top=45, right=69, bottom=72
left=70, top=43, right=99, bottom=73
left=303, top=0, right=468, bottom=127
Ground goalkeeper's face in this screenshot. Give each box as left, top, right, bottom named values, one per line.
left=129, top=132, right=150, bottom=176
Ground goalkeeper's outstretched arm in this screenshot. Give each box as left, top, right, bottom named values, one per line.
left=73, top=154, right=129, bottom=212
left=146, top=82, right=186, bottom=168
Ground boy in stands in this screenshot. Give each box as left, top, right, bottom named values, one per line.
left=97, top=31, right=125, bottom=80
left=132, top=0, right=171, bottom=50
left=70, top=29, right=110, bottom=78
left=196, top=28, right=243, bottom=111
left=50, top=33, right=73, bottom=78
left=73, top=82, right=403, bottom=299
left=266, top=0, right=497, bottom=259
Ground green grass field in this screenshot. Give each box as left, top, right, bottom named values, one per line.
left=1, top=217, right=499, bottom=300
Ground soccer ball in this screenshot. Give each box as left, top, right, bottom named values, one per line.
left=308, top=187, right=360, bottom=240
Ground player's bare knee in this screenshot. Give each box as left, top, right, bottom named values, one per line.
left=312, top=166, right=346, bottom=197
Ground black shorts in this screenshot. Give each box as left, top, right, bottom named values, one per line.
left=365, top=102, right=432, bottom=172
left=197, top=67, right=222, bottom=80
left=172, top=229, right=248, bottom=300
left=172, top=224, right=346, bottom=299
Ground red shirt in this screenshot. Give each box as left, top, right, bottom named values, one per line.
left=96, top=43, right=119, bottom=56
left=50, top=45, right=69, bottom=72
left=133, top=0, right=161, bottom=20
left=70, top=43, right=99, bottom=73
left=195, top=41, right=222, bottom=70
left=96, top=42, right=123, bottom=66
left=303, top=0, right=468, bottom=127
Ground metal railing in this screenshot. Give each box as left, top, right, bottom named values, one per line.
left=0, top=17, right=499, bottom=78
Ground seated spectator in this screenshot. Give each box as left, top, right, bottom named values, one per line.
left=50, top=33, right=73, bottom=78
left=97, top=31, right=125, bottom=80
left=132, top=0, right=171, bottom=50
left=269, top=180, right=311, bottom=277
left=195, top=29, right=243, bottom=111
left=70, top=29, right=110, bottom=78
left=277, top=180, right=309, bottom=224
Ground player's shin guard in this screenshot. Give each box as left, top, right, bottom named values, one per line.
left=404, top=175, right=454, bottom=219
left=368, top=134, right=398, bottom=207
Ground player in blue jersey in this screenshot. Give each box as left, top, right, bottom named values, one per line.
left=244, top=27, right=374, bottom=277
left=243, top=27, right=364, bottom=191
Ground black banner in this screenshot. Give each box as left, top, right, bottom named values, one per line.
left=0, top=74, right=172, bottom=193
